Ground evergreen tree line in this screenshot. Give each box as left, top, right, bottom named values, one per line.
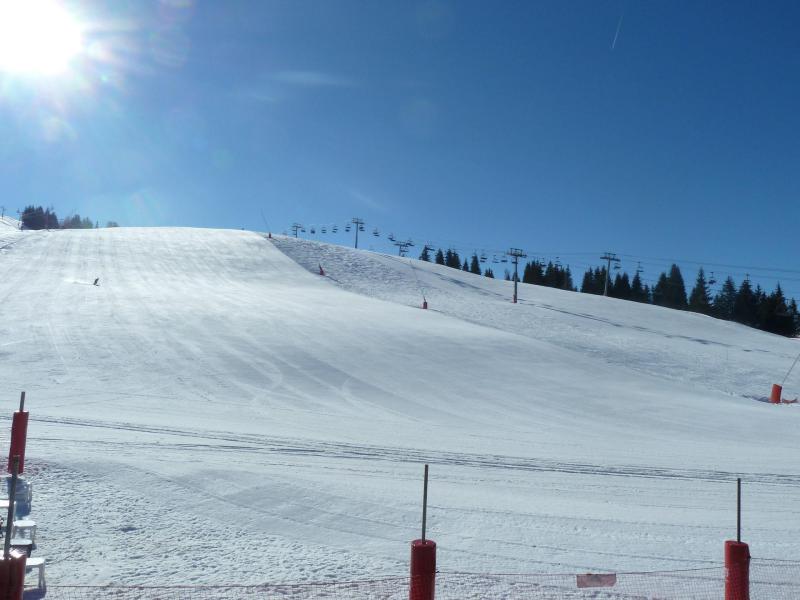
left=581, top=263, right=799, bottom=337
left=418, top=244, right=797, bottom=337
left=20, top=205, right=117, bottom=230
left=522, top=260, right=575, bottom=291
left=419, top=246, right=574, bottom=291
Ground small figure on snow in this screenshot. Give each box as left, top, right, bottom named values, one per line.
left=93, top=277, right=100, bottom=286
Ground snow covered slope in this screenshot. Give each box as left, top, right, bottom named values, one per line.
left=0, top=228, right=798, bottom=585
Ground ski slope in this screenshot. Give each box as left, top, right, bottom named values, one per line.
left=0, top=228, right=798, bottom=585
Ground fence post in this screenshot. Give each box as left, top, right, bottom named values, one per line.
left=409, top=539, right=436, bottom=600
left=770, top=384, right=782, bottom=404
left=725, top=540, right=750, bottom=600
left=409, top=464, right=435, bottom=600
left=0, top=552, right=26, bottom=600
left=7, top=393, right=28, bottom=475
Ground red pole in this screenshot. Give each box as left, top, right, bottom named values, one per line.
left=770, top=384, right=782, bottom=404
left=0, top=552, right=26, bottom=600
left=725, top=540, right=750, bottom=600
left=409, top=539, right=436, bottom=600
left=7, top=393, right=28, bottom=475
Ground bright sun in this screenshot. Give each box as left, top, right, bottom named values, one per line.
left=0, top=0, right=83, bottom=75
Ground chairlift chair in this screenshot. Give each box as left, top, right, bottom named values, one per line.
left=373, top=228, right=380, bottom=237
left=501, top=257, right=508, bottom=263
left=708, top=271, right=717, bottom=286
left=345, top=224, right=351, bottom=232
left=480, top=252, right=487, bottom=263
left=388, top=233, right=396, bottom=242
left=359, top=225, right=365, bottom=232
left=310, top=227, right=316, bottom=234
left=332, top=225, right=338, bottom=233
left=321, top=227, right=327, bottom=234
left=300, top=227, right=306, bottom=233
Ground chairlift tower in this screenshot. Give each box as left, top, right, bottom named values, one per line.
left=600, top=252, right=621, bottom=296
left=291, top=223, right=303, bottom=238
left=507, top=248, right=527, bottom=303
left=351, top=217, right=365, bottom=248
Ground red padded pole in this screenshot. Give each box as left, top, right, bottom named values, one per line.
left=0, top=551, right=27, bottom=600
left=770, top=384, right=782, bottom=404
left=409, top=539, right=436, bottom=600
left=725, top=540, right=750, bottom=600
left=7, top=413, right=28, bottom=475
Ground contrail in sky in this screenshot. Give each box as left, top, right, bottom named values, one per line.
left=611, top=14, right=624, bottom=49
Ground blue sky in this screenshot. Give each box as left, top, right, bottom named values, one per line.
left=1, top=0, right=800, bottom=295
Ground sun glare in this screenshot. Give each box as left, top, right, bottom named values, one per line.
left=0, top=1, right=83, bottom=75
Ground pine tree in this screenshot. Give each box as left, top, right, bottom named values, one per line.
left=688, top=268, right=712, bottom=314
left=462, top=258, right=469, bottom=272
left=470, top=254, right=481, bottom=275
left=733, top=278, right=758, bottom=326
left=563, top=266, right=575, bottom=291
left=652, top=273, right=668, bottom=306
left=630, top=271, right=646, bottom=302
left=435, top=249, right=445, bottom=265
left=484, top=268, right=494, bottom=278
left=713, top=277, right=737, bottom=320
left=504, top=270, right=511, bottom=281
left=580, top=269, right=595, bottom=294
left=666, top=264, right=688, bottom=309
left=419, top=246, right=431, bottom=262
left=612, top=273, right=631, bottom=299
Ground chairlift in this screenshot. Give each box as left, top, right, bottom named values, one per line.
left=373, top=227, right=380, bottom=237
left=480, top=252, right=487, bottom=263
left=310, top=227, right=316, bottom=234
left=708, top=271, right=717, bottom=286
left=359, top=225, right=365, bottom=232
left=492, top=255, right=499, bottom=264
left=300, top=227, right=306, bottom=233
left=501, top=257, right=508, bottom=263
left=321, top=227, right=327, bottom=234
left=613, top=263, right=621, bottom=270
left=345, top=224, right=351, bottom=232
left=332, top=225, right=338, bottom=233
left=388, top=233, right=396, bottom=242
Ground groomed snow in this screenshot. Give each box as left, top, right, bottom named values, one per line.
left=0, top=228, right=798, bottom=585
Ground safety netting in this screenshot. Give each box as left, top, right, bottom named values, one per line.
left=23, top=559, right=800, bottom=599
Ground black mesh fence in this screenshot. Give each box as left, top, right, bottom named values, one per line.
left=23, top=559, right=800, bottom=599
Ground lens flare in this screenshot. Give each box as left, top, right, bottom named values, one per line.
left=0, top=0, right=83, bottom=75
